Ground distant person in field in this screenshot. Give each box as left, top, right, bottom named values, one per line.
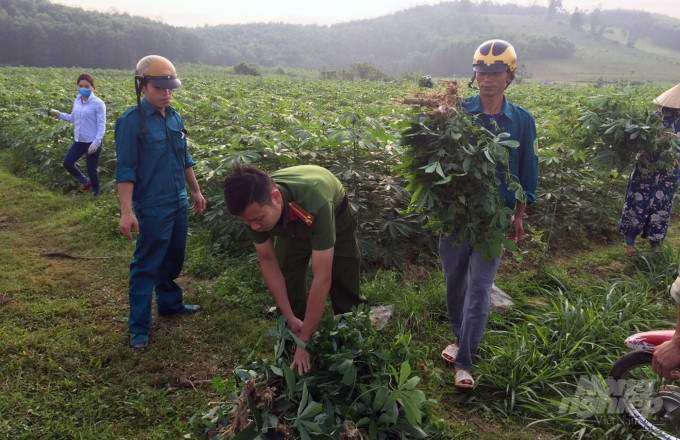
left=223, top=165, right=364, bottom=375
left=420, top=75, right=433, bottom=88
left=439, top=39, right=538, bottom=389
left=49, top=73, right=105, bottom=196
left=115, top=55, right=206, bottom=349
left=619, top=83, right=680, bottom=258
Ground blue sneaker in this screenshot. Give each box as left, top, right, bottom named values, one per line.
left=159, top=304, right=202, bottom=317
left=129, top=333, right=149, bottom=349
left=178, top=304, right=202, bottom=315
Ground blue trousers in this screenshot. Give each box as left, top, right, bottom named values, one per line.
left=128, top=201, right=189, bottom=335
left=439, top=234, right=502, bottom=371
left=63, top=141, right=101, bottom=194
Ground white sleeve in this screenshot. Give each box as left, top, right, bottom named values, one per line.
left=59, top=98, right=77, bottom=123
left=59, top=112, right=74, bottom=123
left=671, top=267, right=680, bottom=304
left=93, top=99, right=106, bottom=147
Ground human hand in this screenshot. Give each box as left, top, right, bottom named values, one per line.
left=119, top=212, right=139, bottom=241
left=87, top=144, right=98, bottom=155
left=191, top=190, right=206, bottom=213
left=49, top=109, right=60, bottom=118
left=653, top=339, right=680, bottom=380
left=506, top=215, right=524, bottom=243
left=290, top=346, right=311, bottom=375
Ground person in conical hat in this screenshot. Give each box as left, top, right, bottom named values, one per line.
left=653, top=83, right=680, bottom=109
left=618, top=83, right=680, bottom=258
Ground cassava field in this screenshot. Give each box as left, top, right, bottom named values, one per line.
left=1, top=66, right=680, bottom=440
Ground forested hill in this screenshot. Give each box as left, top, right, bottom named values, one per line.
left=4, top=0, right=680, bottom=81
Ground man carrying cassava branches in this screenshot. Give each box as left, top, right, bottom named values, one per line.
left=435, top=40, right=539, bottom=389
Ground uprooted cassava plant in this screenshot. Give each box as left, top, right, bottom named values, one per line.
left=575, top=88, right=680, bottom=175
left=190, top=305, right=439, bottom=439
left=399, top=80, right=526, bottom=259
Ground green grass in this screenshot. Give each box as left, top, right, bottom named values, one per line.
left=3, top=164, right=680, bottom=439
left=0, top=170, right=275, bottom=439
left=0, top=167, right=561, bottom=440
left=359, top=223, right=680, bottom=439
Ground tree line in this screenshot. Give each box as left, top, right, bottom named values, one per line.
left=1, top=0, right=676, bottom=75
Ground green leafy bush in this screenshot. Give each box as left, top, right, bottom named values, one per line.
left=234, top=62, right=262, bottom=77
left=191, top=306, right=439, bottom=439
left=575, top=89, right=680, bottom=174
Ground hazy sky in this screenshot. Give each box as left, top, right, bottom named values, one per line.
left=49, top=0, right=680, bottom=27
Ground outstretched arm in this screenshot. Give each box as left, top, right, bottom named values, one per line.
left=653, top=304, right=680, bottom=380
left=290, top=247, right=334, bottom=375
left=300, top=248, right=334, bottom=342
left=254, top=239, right=301, bottom=334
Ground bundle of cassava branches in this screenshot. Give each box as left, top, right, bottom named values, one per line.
left=399, top=80, right=525, bottom=259
left=576, top=89, right=680, bottom=175
left=191, top=306, right=438, bottom=440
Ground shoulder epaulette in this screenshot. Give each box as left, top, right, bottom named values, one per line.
left=516, top=105, right=535, bottom=118
left=120, top=105, right=139, bottom=119
left=289, top=202, right=314, bottom=226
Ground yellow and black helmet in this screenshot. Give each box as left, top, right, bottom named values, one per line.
left=134, top=55, right=181, bottom=89
left=472, top=39, right=517, bottom=73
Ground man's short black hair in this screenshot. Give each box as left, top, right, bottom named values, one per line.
left=223, top=166, right=277, bottom=215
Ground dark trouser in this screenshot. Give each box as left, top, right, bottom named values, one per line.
left=439, top=234, right=502, bottom=371
left=62, top=141, right=101, bottom=194
left=128, top=200, right=189, bottom=335
left=275, top=209, right=363, bottom=320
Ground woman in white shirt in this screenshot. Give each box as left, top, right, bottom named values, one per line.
left=50, top=73, right=106, bottom=196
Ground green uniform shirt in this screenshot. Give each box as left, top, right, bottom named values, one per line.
left=250, top=165, right=347, bottom=251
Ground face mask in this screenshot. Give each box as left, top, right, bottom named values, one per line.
left=79, top=88, right=92, bottom=97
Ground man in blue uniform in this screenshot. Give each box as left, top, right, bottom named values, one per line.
left=439, top=40, right=538, bottom=388
left=115, top=55, right=206, bottom=349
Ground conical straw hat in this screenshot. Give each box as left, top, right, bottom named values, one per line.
left=653, top=83, right=680, bottom=109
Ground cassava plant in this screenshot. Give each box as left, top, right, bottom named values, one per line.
left=398, top=80, right=526, bottom=260
left=575, top=88, right=680, bottom=174
left=191, top=306, right=438, bottom=440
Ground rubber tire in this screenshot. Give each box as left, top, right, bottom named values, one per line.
left=609, top=351, right=653, bottom=381
left=609, top=351, right=675, bottom=438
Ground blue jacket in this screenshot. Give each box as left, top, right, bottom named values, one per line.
left=115, top=99, right=195, bottom=211
left=463, top=95, right=538, bottom=209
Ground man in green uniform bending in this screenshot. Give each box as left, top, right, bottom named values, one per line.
left=223, top=165, right=363, bottom=374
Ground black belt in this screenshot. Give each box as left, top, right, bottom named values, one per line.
left=336, top=194, right=349, bottom=217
